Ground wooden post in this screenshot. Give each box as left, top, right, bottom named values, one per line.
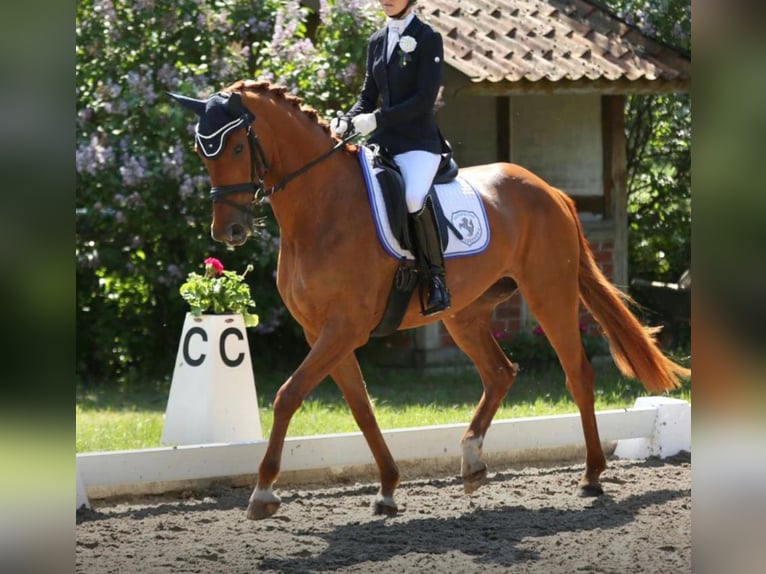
left=602, top=95, right=628, bottom=287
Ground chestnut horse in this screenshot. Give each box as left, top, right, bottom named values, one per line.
left=171, top=80, right=690, bottom=520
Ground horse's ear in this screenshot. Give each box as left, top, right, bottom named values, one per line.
left=167, top=92, right=206, bottom=116
left=226, top=91, right=255, bottom=122
left=227, top=92, right=245, bottom=115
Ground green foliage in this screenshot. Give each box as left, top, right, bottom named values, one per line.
left=76, top=0, right=380, bottom=383
left=601, top=0, right=691, bottom=282
left=179, top=258, right=259, bottom=326
left=626, top=91, right=691, bottom=282
left=497, top=325, right=609, bottom=372
left=253, top=0, right=380, bottom=113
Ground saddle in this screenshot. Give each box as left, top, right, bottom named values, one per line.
left=369, top=143, right=461, bottom=337
left=370, top=145, right=460, bottom=254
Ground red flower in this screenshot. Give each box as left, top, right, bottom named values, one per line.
left=204, top=257, right=224, bottom=277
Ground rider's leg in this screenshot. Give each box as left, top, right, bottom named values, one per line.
left=394, top=150, right=450, bottom=316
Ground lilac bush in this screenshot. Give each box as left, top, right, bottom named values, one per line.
left=76, top=0, right=379, bottom=381
left=77, top=0, right=383, bottom=381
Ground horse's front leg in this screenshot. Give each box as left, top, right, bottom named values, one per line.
left=330, top=354, right=400, bottom=515
left=247, top=326, right=361, bottom=520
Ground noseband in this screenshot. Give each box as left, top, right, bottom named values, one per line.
left=208, top=108, right=356, bottom=220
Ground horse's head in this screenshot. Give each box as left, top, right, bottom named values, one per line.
left=169, top=90, right=267, bottom=247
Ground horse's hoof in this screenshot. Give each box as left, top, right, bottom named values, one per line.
left=247, top=489, right=282, bottom=520
left=246, top=500, right=281, bottom=520
left=373, top=494, right=398, bottom=516
left=462, top=463, right=488, bottom=494
left=576, top=482, right=604, bottom=497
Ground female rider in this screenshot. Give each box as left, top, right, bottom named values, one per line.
left=331, top=0, right=450, bottom=316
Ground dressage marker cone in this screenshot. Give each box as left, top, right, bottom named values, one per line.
left=76, top=459, right=90, bottom=510
left=161, top=313, right=262, bottom=446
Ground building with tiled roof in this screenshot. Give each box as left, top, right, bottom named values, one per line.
left=429, top=0, right=689, bottom=92
left=412, top=0, right=690, bottom=363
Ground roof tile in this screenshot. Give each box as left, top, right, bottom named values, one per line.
left=425, top=0, right=690, bottom=87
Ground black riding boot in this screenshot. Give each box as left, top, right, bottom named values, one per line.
left=411, top=199, right=451, bottom=316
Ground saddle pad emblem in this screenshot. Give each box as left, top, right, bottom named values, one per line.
left=357, top=146, right=490, bottom=261
left=451, top=210, right=483, bottom=247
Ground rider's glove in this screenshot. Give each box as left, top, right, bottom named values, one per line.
left=330, top=115, right=351, bottom=138
left=352, top=112, right=377, bottom=136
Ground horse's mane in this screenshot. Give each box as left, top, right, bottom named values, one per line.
left=225, top=80, right=355, bottom=152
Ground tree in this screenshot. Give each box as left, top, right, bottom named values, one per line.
left=601, top=0, right=691, bottom=281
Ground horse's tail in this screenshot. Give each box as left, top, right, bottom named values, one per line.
left=566, top=200, right=690, bottom=392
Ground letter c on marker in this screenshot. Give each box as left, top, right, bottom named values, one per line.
left=220, top=327, right=245, bottom=367
left=182, top=327, right=207, bottom=366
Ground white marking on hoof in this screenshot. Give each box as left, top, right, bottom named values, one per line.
left=373, top=492, right=398, bottom=516
left=461, top=436, right=485, bottom=477
left=246, top=487, right=282, bottom=520
left=461, top=436, right=489, bottom=493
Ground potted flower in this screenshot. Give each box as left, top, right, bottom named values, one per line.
left=179, top=257, right=259, bottom=327
left=165, top=257, right=263, bottom=446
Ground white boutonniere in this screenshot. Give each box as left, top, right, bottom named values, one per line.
left=397, top=35, right=417, bottom=67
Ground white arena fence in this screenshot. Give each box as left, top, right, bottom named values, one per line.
left=76, top=396, right=690, bottom=509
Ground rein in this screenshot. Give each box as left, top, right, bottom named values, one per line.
left=257, top=131, right=357, bottom=201
left=209, top=116, right=357, bottom=215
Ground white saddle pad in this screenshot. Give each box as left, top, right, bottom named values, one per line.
left=357, top=145, right=490, bottom=261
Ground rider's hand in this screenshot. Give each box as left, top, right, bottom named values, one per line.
left=330, top=116, right=350, bottom=138
left=352, top=112, right=377, bottom=136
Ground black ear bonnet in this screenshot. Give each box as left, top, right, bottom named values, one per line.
left=168, top=91, right=255, bottom=159
left=194, top=92, right=254, bottom=158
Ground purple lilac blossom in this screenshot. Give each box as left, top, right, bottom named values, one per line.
left=126, top=192, right=143, bottom=208
left=179, top=175, right=209, bottom=200
left=167, top=264, right=183, bottom=280
left=156, top=63, right=178, bottom=88
left=120, top=155, right=149, bottom=187
left=126, top=70, right=157, bottom=105
left=134, top=0, right=155, bottom=12
left=256, top=70, right=275, bottom=84
left=272, top=1, right=302, bottom=48
left=76, top=135, right=115, bottom=175
left=320, top=0, right=380, bottom=27
left=162, top=146, right=186, bottom=180
left=341, top=62, right=358, bottom=86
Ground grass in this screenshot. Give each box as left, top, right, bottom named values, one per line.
left=76, top=359, right=691, bottom=453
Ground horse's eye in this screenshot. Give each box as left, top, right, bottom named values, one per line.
left=233, top=143, right=245, bottom=155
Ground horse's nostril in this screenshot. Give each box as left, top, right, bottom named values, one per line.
left=229, top=223, right=246, bottom=242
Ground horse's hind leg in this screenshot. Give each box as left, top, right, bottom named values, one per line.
left=329, top=354, right=400, bottom=515
left=441, top=286, right=519, bottom=494
left=519, top=278, right=605, bottom=496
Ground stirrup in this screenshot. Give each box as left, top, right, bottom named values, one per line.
left=422, top=302, right=450, bottom=317
left=421, top=275, right=451, bottom=316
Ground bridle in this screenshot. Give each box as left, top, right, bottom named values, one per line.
left=208, top=109, right=357, bottom=219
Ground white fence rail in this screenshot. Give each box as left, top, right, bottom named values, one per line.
left=77, top=396, right=689, bottom=505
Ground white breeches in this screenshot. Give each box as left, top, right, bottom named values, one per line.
left=393, top=150, right=441, bottom=213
